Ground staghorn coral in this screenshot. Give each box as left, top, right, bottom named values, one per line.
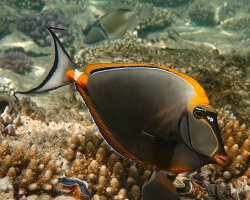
left=17, top=11, right=73, bottom=47
left=0, top=52, right=32, bottom=74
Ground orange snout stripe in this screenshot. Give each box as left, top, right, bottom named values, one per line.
left=214, top=155, right=228, bottom=167
left=76, top=74, right=88, bottom=87
left=66, top=70, right=75, bottom=82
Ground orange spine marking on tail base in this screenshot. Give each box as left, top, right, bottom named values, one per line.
left=66, top=70, right=75, bottom=82
left=66, top=69, right=88, bottom=87
left=76, top=73, right=88, bottom=87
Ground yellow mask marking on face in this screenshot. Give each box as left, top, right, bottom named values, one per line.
left=187, top=102, right=219, bottom=156
left=200, top=118, right=219, bottom=156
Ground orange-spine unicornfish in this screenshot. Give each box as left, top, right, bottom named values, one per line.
left=15, top=27, right=228, bottom=200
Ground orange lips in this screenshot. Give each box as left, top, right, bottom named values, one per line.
left=214, top=155, right=228, bottom=167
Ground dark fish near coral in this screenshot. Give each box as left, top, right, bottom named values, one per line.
left=59, top=177, right=92, bottom=199
left=85, top=8, right=138, bottom=44
left=15, top=27, right=228, bottom=199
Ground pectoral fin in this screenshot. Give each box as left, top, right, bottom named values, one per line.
left=141, top=171, right=180, bottom=200
left=141, top=170, right=180, bottom=200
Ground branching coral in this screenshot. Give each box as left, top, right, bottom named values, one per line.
left=216, top=108, right=250, bottom=185
left=0, top=140, right=61, bottom=198
left=0, top=52, right=32, bottom=74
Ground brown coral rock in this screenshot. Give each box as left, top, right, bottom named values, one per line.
left=217, top=109, right=250, bottom=185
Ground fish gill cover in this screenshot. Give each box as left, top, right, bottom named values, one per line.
left=0, top=0, right=249, bottom=199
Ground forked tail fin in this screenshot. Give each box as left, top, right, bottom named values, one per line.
left=14, top=27, right=76, bottom=96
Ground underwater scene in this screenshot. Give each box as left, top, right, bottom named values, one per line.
left=0, top=0, right=249, bottom=199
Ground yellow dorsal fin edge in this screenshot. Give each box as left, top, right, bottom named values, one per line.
left=84, top=63, right=210, bottom=105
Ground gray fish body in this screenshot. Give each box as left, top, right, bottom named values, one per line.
left=85, top=68, right=209, bottom=170
left=99, top=9, right=138, bottom=38
left=85, top=8, right=138, bottom=44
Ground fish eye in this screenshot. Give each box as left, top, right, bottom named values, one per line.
left=193, top=107, right=204, bottom=119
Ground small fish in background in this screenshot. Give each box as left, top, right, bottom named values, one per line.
left=59, top=177, right=92, bottom=200
left=15, top=27, right=228, bottom=200
left=85, top=4, right=151, bottom=44
left=85, top=0, right=121, bottom=8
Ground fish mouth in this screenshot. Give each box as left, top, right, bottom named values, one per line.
left=214, top=155, right=228, bottom=167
